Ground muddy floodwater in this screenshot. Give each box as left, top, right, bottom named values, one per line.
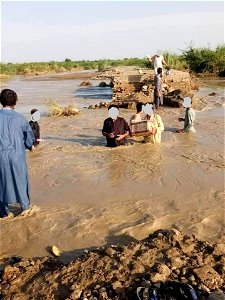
left=0, top=73, right=224, bottom=262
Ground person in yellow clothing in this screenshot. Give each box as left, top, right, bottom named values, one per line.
left=142, top=103, right=164, bottom=144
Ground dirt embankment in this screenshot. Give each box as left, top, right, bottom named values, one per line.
left=95, top=66, right=201, bottom=109
left=1, top=229, right=224, bottom=299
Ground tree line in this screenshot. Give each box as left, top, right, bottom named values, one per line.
left=1, top=45, right=224, bottom=77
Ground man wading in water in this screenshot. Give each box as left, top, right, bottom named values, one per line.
left=102, top=105, right=130, bottom=147
left=176, top=97, right=196, bottom=133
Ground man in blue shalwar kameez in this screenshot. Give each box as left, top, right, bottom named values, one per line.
left=0, top=89, right=35, bottom=218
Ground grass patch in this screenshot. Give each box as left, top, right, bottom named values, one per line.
left=46, top=100, right=79, bottom=117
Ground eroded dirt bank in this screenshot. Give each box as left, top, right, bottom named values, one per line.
left=1, top=229, right=225, bottom=299
left=95, top=67, right=201, bottom=108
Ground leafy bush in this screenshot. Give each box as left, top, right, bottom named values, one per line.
left=182, top=44, right=225, bottom=75
left=163, top=52, right=187, bottom=70
left=98, top=60, right=107, bottom=71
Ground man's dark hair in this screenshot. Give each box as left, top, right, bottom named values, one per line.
left=108, top=104, right=119, bottom=110
left=136, top=102, right=143, bottom=113
left=31, top=108, right=38, bottom=115
left=0, top=89, right=18, bottom=107
left=145, top=102, right=155, bottom=109
left=157, top=67, right=162, bottom=74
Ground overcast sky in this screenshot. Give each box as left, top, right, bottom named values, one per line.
left=1, top=1, right=224, bottom=63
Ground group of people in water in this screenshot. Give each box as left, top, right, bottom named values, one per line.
left=102, top=66, right=196, bottom=148
left=0, top=62, right=196, bottom=218
left=102, top=96, right=196, bottom=148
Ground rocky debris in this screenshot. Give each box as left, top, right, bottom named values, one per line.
left=209, top=92, right=217, bottom=96
left=88, top=102, right=110, bottom=109
left=0, top=229, right=225, bottom=299
left=88, top=101, right=136, bottom=110
left=96, top=66, right=201, bottom=109
left=80, top=81, right=93, bottom=86
left=213, top=244, right=225, bottom=256
left=193, top=266, right=223, bottom=290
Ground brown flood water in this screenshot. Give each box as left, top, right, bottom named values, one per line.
left=0, top=73, right=224, bottom=262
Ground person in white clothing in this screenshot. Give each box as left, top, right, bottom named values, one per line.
left=142, top=103, right=164, bottom=144
left=147, top=51, right=168, bottom=75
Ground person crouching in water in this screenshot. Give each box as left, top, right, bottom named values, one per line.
left=143, top=103, right=164, bottom=144
left=102, top=105, right=130, bottom=147
left=29, top=109, right=40, bottom=147
left=176, top=97, right=196, bottom=133
left=154, top=67, right=163, bottom=109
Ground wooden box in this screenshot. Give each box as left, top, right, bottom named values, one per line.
left=130, top=121, right=154, bottom=137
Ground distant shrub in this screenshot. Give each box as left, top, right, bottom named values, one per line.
left=98, top=61, right=107, bottom=71
left=181, top=44, right=225, bottom=75
left=1, top=45, right=224, bottom=76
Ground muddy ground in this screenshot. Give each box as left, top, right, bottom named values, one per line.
left=0, top=229, right=225, bottom=300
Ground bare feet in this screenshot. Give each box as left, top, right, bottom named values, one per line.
left=20, top=204, right=40, bottom=217
left=0, top=212, right=14, bottom=220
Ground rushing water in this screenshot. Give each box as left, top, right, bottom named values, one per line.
left=75, top=86, right=113, bottom=100
left=0, top=73, right=224, bottom=261
left=0, top=72, right=112, bottom=114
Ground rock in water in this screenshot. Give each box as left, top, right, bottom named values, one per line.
left=99, top=81, right=108, bottom=87
left=51, top=246, right=60, bottom=257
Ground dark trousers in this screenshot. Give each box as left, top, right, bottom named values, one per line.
left=0, top=202, right=9, bottom=218
left=154, top=90, right=163, bottom=109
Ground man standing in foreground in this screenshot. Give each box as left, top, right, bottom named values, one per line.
left=154, top=67, right=163, bottom=109
left=102, top=105, right=130, bottom=147
left=0, top=89, right=35, bottom=218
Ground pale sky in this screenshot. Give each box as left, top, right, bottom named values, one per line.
left=1, top=1, right=224, bottom=63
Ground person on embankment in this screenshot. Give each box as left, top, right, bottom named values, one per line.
left=154, top=67, right=163, bottom=109
left=146, top=50, right=168, bottom=75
